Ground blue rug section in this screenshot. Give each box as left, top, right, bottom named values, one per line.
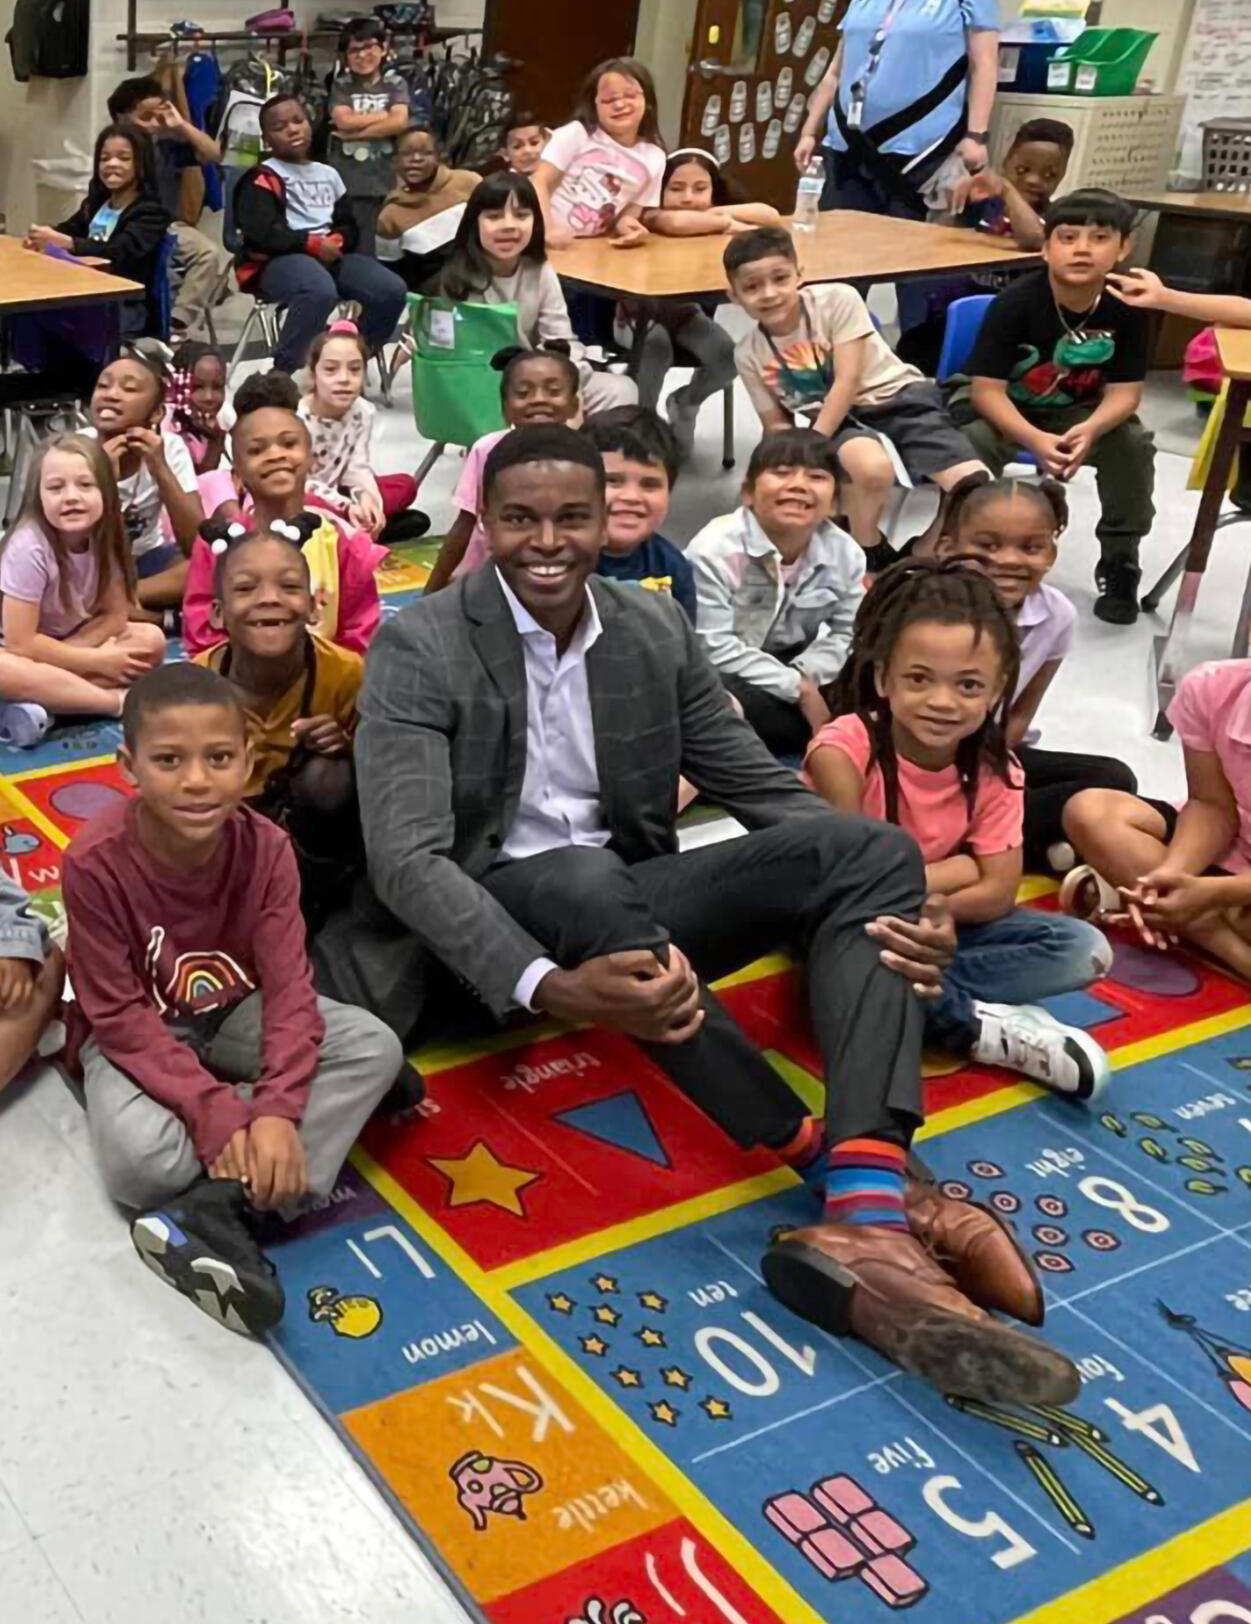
left=1039, top=990, right=1125, bottom=1031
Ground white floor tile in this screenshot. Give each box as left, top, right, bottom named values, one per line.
left=0, top=1480, right=30, bottom=1556
left=0, top=1541, right=83, bottom=1623
left=38, top=1411, right=466, bottom=1624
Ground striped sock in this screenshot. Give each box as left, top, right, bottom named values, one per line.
left=822, top=1138, right=908, bottom=1229
left=772, top=1116, right=827, bottom=1195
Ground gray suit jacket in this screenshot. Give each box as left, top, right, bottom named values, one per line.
left=356, top=567, right=829, bottom=1019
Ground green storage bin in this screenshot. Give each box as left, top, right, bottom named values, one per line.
left=407, top=294, right=519, bottom=449
left=1046, top=28, right=1156, bottom=96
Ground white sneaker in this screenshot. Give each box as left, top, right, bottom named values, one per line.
left=1059, top=864, right=1118, bottom=922
left=0, top=702, right=49, bottom=748
left=972, top=1001, right=1111, bottom=1102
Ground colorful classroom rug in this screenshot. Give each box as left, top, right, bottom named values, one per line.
left=8, top=542, right=1251, bottom=1624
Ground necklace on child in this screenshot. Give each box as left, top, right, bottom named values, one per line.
left=1052, top=289, right=1101, bottom=341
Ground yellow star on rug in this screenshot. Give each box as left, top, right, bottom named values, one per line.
left=429, top=1141, right=541, bottom=1216
left=547, top=1292, right=575, bottom=1315
left=700, top=1396, right=733, bottom=1421
left=580, top=1334, right=609, bottom=1357
left=637, top=1326, right=666, bottom=1348
left=661, top=1367, right=691, bottom=1389
left=649, top=1400, right=679, bottom=1427
left=612, top=1366, right=643, bottom=1389
left=593, top=1303, right=622, bottom=1327
left=592, top=1274, right=620, bottom=1294
left=638, top=1291, right=668, bottom=1312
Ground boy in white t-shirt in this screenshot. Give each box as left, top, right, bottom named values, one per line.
left=726, top=227, right=989, bottom=571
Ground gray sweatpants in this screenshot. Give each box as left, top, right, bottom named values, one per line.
left=84, top=993, right=402, bottom=1211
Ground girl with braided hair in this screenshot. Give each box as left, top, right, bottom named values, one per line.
left=806, top=557, right=1113, bottom=1101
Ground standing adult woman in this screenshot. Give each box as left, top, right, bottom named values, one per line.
left=795, top=0, right=1000, bottom=239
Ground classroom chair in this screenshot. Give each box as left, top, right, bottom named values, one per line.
left=937, top=294, right=1039, bottom=470
left=407, top=293, right=515, bottom=482
left=152, top=231, right=178, bottom=345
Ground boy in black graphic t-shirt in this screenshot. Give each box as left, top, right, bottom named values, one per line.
left=955, top=188, right=1154, bottom=627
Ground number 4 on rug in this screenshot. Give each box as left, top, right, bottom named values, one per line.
left=1104, top=1399, right=1200, bottom=1473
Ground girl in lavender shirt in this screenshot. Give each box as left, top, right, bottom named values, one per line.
left=0, top=435, right=164, bottom=746
left=940, top=478, right=1137, bottom=872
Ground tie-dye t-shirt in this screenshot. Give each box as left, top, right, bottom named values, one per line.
left=735, top=283, right=922, bottom=419
left=541, top=121, right=665, bottom=237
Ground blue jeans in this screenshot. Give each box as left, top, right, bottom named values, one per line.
left=924, top=910, right=1111, bottom=1056
left=257, top=252, right=407, bottom=373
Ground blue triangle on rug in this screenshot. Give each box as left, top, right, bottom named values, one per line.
left=552, top=1089, right=672, bottom=1168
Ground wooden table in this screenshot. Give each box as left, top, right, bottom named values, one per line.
left=0, top=235, right=142, bottom=316
left=1151, top=327, right=1251, bottom=737
left=1126, top=190, right=1251, bottom=221
left=552, top=210, right=1041, bottom=299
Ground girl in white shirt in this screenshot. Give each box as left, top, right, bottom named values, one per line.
left=533, top=58, right=666, bottom=247
left=441, top=172, right=634, bottom=416
left=299, top=321, right=428, bottom=542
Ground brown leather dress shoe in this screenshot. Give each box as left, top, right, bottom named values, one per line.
left=905, top=1178, right=1044, bottom=1326
left=762, top=1221, right=1079, bottom=1406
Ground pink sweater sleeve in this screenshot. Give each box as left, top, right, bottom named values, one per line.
left=181, top=536, right=222, bottom=657
left=334, top=524, right=386, bottom=655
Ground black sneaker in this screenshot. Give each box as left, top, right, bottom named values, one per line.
left=130, top=1179, right=285, bottom=1336
left=380, top=508, right=432, bottom=544
left=1094, top=559, right=1142, bottom=624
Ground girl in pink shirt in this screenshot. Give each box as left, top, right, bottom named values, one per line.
left=939, top=477, right=1138, bottom=873
left=0, top=434, right=164, bottom=745
left=1064, top=659, right=1251, bottom=983
left=805, top=559, right=1111, bottom=1100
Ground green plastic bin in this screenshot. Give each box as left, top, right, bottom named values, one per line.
left=1046, top=28, right=1156, bottom=96
left=407, top=294, right=518, bottom=450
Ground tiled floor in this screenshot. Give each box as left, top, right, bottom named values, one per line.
left=0, top=307, right=1245, bottom=1619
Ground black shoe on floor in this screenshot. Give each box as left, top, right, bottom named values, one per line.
left=131, top=1178, right=285, bottom=1336
left=1094, top=559, right=1142, bottom=625
left=376, top=1057, right=426, bottom=1118
left=380, top=508, right=432, bottom=544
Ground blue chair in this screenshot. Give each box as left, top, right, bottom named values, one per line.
left=937, top=293, right=1038, bottom=470
left=152, top=230, right=177, bottom=343
left=936, top=294, right=995, bottom=382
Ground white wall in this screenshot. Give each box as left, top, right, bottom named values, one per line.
left=0, top=0, right=487, bottom=232
left=635, top=0, right=700, bottom=144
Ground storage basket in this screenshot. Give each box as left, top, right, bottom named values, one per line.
left=1202, top=120, right=1251, bottom=195
left=1046, top=29, right=1156, bottom=97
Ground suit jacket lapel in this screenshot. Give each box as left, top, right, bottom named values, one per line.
left=465, top=568, right=528, bottom=820
left=587, top=580, right=628, bottom=838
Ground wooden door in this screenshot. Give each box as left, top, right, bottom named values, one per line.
left=679, top=0, right=848, bottom=211
left=484, top=0, right=643, bottom=127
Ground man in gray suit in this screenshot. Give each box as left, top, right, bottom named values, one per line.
left=335, top=424, right=1075, bottom=1406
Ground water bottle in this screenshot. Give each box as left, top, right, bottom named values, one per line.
left=794, top=156, right=823, bottom=232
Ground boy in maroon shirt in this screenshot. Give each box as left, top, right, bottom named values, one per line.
left=63, top=662, right=402, bottom=1335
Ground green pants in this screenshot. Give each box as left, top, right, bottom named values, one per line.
left=961, top=407, right=1156, bottom=565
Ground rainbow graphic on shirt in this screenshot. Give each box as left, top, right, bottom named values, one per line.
left=144, top=925, right=256, bottom=1019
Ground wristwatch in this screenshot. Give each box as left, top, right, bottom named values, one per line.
left=965, top=128, right=989, bottom=142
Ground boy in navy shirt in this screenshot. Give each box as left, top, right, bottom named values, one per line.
left=582, top=407, right=696, bottom=623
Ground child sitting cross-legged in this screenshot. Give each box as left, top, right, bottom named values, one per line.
left=726, top=226, right=989, bottom=572
left=0, top=434, right=164, bottom=746
left=1062, top=659, right=1251, bottom=983
left=182, top=371, right=383, bottom=658
left=581, top=406, right=695, bottom=622
left=687, top=428, right=863, bottom=755
left=806, top=559, right=1112, bottom=1100
left=300, top=320, right=429, bottom=544
left=195, top=520, right=363, bottom=930
left=423, top=344, right=582, bottom=593
left=62, top=663, right=403, bottom=1336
